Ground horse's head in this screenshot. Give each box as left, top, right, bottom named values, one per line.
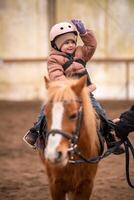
left=43, top=76, right=87, bottom=167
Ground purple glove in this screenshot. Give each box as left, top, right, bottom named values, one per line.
left=71, top=19, right=86, bottom=34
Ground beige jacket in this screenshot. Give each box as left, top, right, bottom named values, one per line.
left=47, top=30, right=97, bottom=81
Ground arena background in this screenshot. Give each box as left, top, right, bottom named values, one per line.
left=0, top=0, right=134, bottom=200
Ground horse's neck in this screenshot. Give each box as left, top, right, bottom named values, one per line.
left=78, top=103, right=99, bottom=157
left=77, top=123, right=97, bottom=158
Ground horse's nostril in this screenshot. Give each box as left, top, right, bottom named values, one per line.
left=56, top=151, right=62, bottom=160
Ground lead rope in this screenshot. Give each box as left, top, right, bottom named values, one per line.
left=69, top=137, right=134, bottom=188
left=124, top=138, right=134, bottom=188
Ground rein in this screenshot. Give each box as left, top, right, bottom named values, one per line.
left=124, top=138, right=134, bottom=188
left=68, top=137, right=134, bottom=189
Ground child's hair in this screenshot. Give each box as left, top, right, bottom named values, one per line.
left=50, top=22, right=78, bottom=50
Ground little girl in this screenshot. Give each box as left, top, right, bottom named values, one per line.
left=23, top=19, right=124, bottom=154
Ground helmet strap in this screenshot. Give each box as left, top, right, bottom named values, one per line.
left=51, top=41, right=61, bottom=52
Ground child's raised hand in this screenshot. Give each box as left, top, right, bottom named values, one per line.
left=71, top=19, right=86, bottom=34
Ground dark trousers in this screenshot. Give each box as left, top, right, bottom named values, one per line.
left=90, top=93, right=108, bottom=121
left=34, top=105, right=45, bottom=131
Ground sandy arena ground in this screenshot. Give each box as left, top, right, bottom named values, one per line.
left=0, top=100, right=134, bottom=200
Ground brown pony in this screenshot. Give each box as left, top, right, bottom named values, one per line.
left=39, top=76, right=101, bottom=200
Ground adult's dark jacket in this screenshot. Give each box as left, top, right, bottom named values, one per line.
left=115, top=105, right=134, bottom=139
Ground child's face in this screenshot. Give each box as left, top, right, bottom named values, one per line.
left=61, top=40, right=76, bottom=54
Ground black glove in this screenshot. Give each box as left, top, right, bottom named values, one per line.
left=115, top=105, right=134, bottom=140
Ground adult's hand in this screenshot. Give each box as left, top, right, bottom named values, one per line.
left=115, top=105, right=134, bottom=140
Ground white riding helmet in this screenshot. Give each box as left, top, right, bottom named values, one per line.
left=50, top=22, right=78, bottom=49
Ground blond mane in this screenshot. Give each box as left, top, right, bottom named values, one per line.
left=80, top=87, right=99, bottom=154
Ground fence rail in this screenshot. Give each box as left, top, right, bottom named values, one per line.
left=2, top=57, right=134, bottom=63
left=1, top=57, right=134, bottom=100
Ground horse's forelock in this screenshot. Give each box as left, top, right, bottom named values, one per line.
left=46, top=79, right=78, bottom=102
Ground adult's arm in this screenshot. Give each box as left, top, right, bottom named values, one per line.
left=115, top=105, right=134, bottom=140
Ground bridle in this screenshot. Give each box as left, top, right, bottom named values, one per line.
left=46, top=101, right=83, bottom=160
left=45, top=100, right=120, bottom=163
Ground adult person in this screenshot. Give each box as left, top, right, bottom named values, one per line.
left=114, top=105, right=134, bottom=140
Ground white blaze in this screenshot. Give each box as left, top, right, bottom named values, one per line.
left=45, top=102, right=64, bottom=160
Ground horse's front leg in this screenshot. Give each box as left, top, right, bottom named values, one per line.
left=49, top=185, right=66, bottom=200
left=70, top=180, right=94, bottom=200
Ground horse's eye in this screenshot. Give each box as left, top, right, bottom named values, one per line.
left=69, top=113, right=78, bottom=120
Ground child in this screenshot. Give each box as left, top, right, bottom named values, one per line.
left=23, top=19, right=124, bottom=154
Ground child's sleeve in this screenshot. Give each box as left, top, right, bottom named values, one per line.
left=80, top=30, right=97, bottom=62
left=47, top=57, right=66, bottom=80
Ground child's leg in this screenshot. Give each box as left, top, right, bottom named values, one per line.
left=90, top=93, right=109, bottom=124
left=23, top=105, right=46, bottom=148
left=33, top=105, right=45, bottom=131
left=90, top=93, right=117, bottom=135
left=90, top=93, right=124, bottom=154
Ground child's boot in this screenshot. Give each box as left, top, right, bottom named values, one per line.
left=105, top=126, right=125, bottom=155
left=23, top=126, right=39, bottom=149
left=100, top=118, right=124, bottom=155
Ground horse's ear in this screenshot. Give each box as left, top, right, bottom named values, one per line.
left=71, top=75, right=87, bottom=96
left=44, top=76, right=49, bottom=89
